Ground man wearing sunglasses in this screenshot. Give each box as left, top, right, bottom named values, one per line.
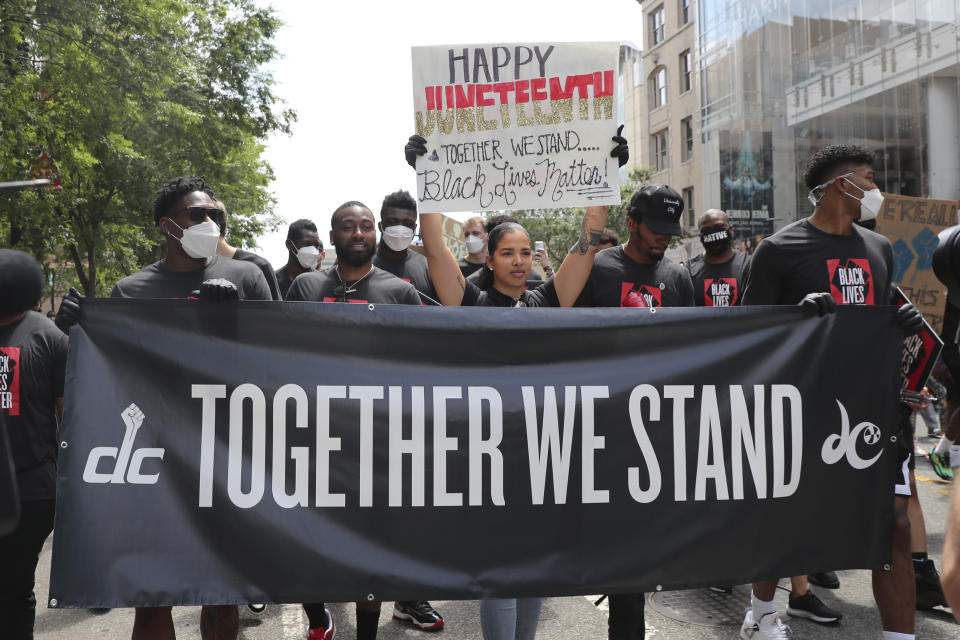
left=210, top=200, right=283, bottom=300
left=56, top=176, right=272, bottom=640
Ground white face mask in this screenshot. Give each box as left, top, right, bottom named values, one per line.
left=465, top=235, right=485, bottom=254
left=808, top=172, right=884, bottom=221
left=382, top=225, right=415, bottom=251
left=291, top=243, right=320, bottom=270
left=167, top=219, right=220, bottom=259
left=842, top=179, right=884, bottom=222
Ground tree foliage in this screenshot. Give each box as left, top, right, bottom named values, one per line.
left=0, top=0, right=294, bottom=295
left=510, top=167, right=655, bottom=264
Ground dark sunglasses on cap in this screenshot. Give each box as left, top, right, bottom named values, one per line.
left=173, top=206, right=223, bottom=223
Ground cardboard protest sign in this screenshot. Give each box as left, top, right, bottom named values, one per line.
left=411, top=42, right=620, bottom=213
left=875, top=193, right=960, bottom=333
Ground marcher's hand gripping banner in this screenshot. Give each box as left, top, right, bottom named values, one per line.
left=411, top=42, right=620, bottom=213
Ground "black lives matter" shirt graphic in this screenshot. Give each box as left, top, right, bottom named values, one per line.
left=0, top=347, right=20, bottom=415
left=685, top=252, right=751, bottom=307
left=742, top=219, right=892, bottom=308
left=576, top=246, right=694, bottom=308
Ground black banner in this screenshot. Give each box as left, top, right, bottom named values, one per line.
left=51, top=300, right=901, bottom=608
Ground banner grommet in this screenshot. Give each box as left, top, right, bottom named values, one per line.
left=368, top=304, right=375, bottom=311
left=60, top=441, right=68, bottom=449
left=366, top=593, right=376, bottom=601
left=49, top=599, right=58, bottom=607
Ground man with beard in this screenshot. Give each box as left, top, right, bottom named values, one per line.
left=574, top=183, right=693, bottom=640
left=576, top=183, right=694, bottom=309
left=740, top=144, right=923, bottom=640
left=372, top=189, right=438, bottom=304
left=685, top=210, right=750, bottom=307
left=286, top=201, right=433, bottom=640
left=276, top=219, right=325, bottom=299
left=286, top=201, right=419, bottom=306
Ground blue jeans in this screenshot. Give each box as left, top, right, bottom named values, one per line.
left=480, top=598, right=543, bottom=640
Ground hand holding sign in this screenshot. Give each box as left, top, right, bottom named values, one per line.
left=611, top=124, right=628, bottom=167
left=895, top=302, right=925, bottom=336
left=405, top=135, right=427, bottom=169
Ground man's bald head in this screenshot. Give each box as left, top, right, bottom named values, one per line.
left=697, top=209, right=730, bottom=231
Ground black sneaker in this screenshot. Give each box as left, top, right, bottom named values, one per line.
left=393, top=601, right=444, bottom=631
left=786, top=591, right=842, bottom=624
left=915, top=559, right=948, bottom=610
left=807, top=571, right=839, bottom=589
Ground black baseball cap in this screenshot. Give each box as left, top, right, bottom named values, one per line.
left=628, top=184, right=685, bottom=236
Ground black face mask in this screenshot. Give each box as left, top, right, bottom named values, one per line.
left=700, top=227, right=732, bottom=253
left=0, top=249, right=43, bottom=316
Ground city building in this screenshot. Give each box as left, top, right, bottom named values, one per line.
left=626, top=0, right=702, bottom=233
left=696, top=0, right=960, bottom=238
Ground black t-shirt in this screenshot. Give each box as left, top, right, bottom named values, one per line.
left=233, top=249, right=282, bottom=301
left=276, top=266, right=295, bottom=300
left=742, top=219, right=893, bottom=307
left=685, top=252, right=752, bottom=307
left=111, top=256, right=272, bottom=300
left=458, top=257, right=484, bottom=278
left=576, top=246, right=695, bottom=308
left=373, top=251, right=437, bottom=303
left=286, top=266, right=421, bottom=305
left=0, top=312, right=68, bottom=501
left=461, top=278, right=560, bottom=307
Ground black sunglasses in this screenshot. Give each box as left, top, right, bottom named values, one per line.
left=173, top=206, right=222, bottom=223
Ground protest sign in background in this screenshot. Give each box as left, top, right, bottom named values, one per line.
left=411, top=42, right=620, bottom=213
left=875, top=193, right=960, bottom=333
left=51, top=301, right=900, bottom=608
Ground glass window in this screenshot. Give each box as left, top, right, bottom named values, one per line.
left=680, top=0, right=690, bottom=24
left=680, top=50, right=692, bottom=93
left=651, top=67, right=667, bottom=108
left=681, top=117, right=694, bottom=161
left=652, top=130, right=669, bottom=172
left=683, top=187, right=695, bottom=227
left=651, top=6, right=665, bottom=45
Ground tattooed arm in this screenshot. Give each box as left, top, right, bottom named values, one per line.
left=419, top=212, right=467, bottom=306
left=553, top=205, right=609, bottom=306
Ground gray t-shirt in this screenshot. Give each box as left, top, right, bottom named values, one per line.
left=233, top=249, right=282, bottom=301
left=111, top=256, right=272, bottom=300
left=286, top=267, right=421, bottom=305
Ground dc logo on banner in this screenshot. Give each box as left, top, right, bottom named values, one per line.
left=82, top=403, right=165, bottom=485
left=821, top=399, right=883, bottom=470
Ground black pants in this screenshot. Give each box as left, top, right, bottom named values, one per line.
left=608, top=593, right=645, bottom=640
left=0, top=499, right=55, bottom=640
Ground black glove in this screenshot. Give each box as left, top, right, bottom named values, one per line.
left=405, top=135, right=427, bottom=169
left=198, top=278, right=239, bottom=302
left=611, top=124, right=629, bottom=168
left=799, top=292, right=836, bottom=316
left=55, top=287, right=83, bottom=335
left=896, top=302, right=925, bottom=335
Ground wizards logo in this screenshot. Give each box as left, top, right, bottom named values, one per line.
left=620, top=282, right=662, bottom=308
left=827, top=258, right=874, bottom=305
left=704, top=278, right=738, bottom=306
left=0, top=347, right=19, bottom=416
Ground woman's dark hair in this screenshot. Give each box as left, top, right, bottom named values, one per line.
left=478, top=222, right=530, bottom=290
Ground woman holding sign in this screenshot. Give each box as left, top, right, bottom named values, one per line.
left=405, top=129, right=627, bottom=310
left=404, top=130, right=627, bottom=640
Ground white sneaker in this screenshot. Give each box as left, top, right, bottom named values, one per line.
left=740, top=609, right=793, bottom=639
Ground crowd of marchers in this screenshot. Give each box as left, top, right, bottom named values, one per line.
left=3, top=135, right=960, bottom=640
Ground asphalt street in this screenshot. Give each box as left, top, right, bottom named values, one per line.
left=32, top=436, right=959, bottom=640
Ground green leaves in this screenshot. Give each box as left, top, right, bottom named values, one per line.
left=0, top=0, right=293, bottom=296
